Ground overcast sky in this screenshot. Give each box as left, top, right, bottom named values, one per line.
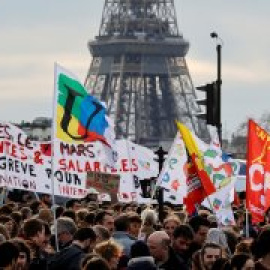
left=1, top=0, right=269, bottom=139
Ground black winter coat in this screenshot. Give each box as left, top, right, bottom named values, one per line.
left=48, top=244, right=85, bottom=270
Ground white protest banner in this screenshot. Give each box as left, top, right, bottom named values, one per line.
left=52, top=65, right=116, bottom=198
left=0, top=121, right=159, bottom=200
left=113, top=139, right=159, bottom=203
left=48, top=138, right=158, bottom=200
left=51, top=141, right=117, bottom=197
left=0, top=122, right=51, bottom=193
left=157, top=133, right=188, bottom=204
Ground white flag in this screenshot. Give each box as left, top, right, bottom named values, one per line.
left=157, top=133, right=187, bottom=204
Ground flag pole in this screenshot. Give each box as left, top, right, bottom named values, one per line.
left=1, top=138, right=8, bottom=206
left=0, top=188, right=6, bottom=206
left=245, top=203, right=250, bottom=238
left=52, top=63, right=59, bottom=252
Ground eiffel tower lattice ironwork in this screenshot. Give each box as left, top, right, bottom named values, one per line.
left=85, top=0, right=208, bottom=148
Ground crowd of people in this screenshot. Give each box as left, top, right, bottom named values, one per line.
left=0, top=191, right=269, bottom=270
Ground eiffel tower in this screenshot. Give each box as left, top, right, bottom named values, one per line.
left=85, top=0, right=208, bottom=148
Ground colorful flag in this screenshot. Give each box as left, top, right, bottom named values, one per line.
left=202, top=178, right=236, bottom=226
left=246, top=119, right=270, bottom=223
left=157, top=132, right=187, bottom=204
left=53, top=64, right=114, bottom=146
left=204, top=125, right=240, bottom=201
left=176, top=121, right=216, bottom=196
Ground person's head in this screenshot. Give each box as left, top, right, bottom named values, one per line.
left=22, top=218, right=45, bottom=247
left=122, top=203, right=133, bottom=213
left=211, top=258, right=231, bottom=270
left=20, top=207, right=32, bottom=220
left=10, top=239, right=31, bottom=270
left=39, top=193, right=52, bottom=208
left=81, top=253, right=100, bottom=269
left=130, top=240, right=150, bottom=258
left=201, top=243, right=222, bottom=270
left=29, top=200, right=42, bottom=215
left=94, top=240, right=123, bottom=270
left=93, top=225, right=110, bottom=244
left=77, top=209, right=89, bottom=227
left=66, top=199, right=81, bottom=211
left=10, top=212, right=22, bottom=225
left=230, top=254, right=254, bottom=270
left=95, top=211, right=114, bottom=234
left=234, top=210, right=245, bottom=229
left=172, top=224, right=194, bottom=255
left=0, top=223, right=9, bottom=240
left=128, top=213, right=142, bottom=238
left=55, top=206, right=64, bottom=219
left=0, top=205, right=13, bottom=216
left=189, top=216, right=210, bottom=246
left=147, top=231, right=170, bottom=262
left=235, top=241, right=252, bottom=255
left=207, top=214, right=218, bottom=228
left=56, top=217, right=77, bottom=246
left=198, top=209, right=211, bottom=219
left=174, top=211, right=187, bottom=224
left=73, top=227, right=96, bottom=252
left=114, top=214, right=130, bottom=232
left=84, top=212, right=96, bottom=226
left=83, top=256, right=110, bottom=270
left=252, top=229, right=270, bottom=259
left=113, top=203, right=123, bottom=215
left=163, top=215, right=181, bottom=240
left=38, top=208, right=53, bottom=224
left=0, top=241, right=19, bottom=269
left=62, top=209, right=76, bottom=222
left=206, top=228, right=229, bottom=256
left=141, top=208, right=158, bottom=227
left=0, top=215, right=17, bottom=238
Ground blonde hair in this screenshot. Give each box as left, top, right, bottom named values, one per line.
left=94, top=240, right=122, bottom=262
left=163, top=215, right=181, bottom=227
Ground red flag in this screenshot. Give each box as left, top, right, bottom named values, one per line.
left=184, top=162, right=207, bottom=215
left=176, top=122, right=216, bottom=197
left=233, top=191, right=240, bottom=207
left=246, top=119, right=270, bottom=223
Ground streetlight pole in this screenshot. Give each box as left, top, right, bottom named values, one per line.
left=154, top=146, right=168, bottom=223
left=210, top=32, right=223, bottom=145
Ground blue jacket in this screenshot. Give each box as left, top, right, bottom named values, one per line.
left=112, top=231, right=136, bottom=256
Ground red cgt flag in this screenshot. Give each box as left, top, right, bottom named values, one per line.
left=184, top=162, right=207, bottom=215
left=246, top=119, right=270, bottom=223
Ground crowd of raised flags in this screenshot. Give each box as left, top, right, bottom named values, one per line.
left=1, top=64, right=270, bottom=226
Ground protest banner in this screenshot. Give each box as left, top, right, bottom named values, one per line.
left=114, top=139, right=159, bottom=203
left=0, top=122, right=51, bottom=193
left=86, top=171, right=120, bottom=202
